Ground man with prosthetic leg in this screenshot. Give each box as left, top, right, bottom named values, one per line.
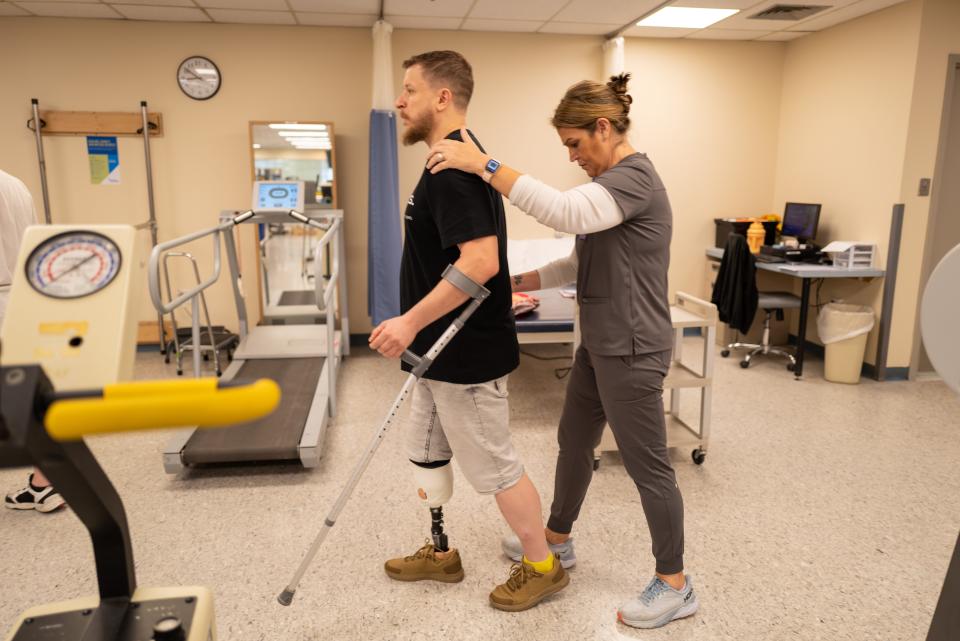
left=371, top=50, right=568, bottom=610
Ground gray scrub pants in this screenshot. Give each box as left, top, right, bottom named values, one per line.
left=546, top=345, right=685, bottom=575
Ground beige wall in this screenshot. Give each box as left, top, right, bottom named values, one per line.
left=623, top=39, right=785, bottom=302
left=771, top=0, right=924, bottom=366
left=899, top=0, right=960, bottom=372
left=0, top=18, right=372, bottom=333
left=4, top=6, right=955, bottom=365
left=392, top=33, right=785, bottom=307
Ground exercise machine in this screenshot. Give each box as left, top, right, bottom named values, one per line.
left=149, top=183, right=348, bottom=472
left=1, top=224, right=280, bottom=641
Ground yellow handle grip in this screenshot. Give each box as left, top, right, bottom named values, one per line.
left=44, top=378, right=281, bottom=441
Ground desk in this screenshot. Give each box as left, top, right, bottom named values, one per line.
left=706, top=247, right=884, bottom=378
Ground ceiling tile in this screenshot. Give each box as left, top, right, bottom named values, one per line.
left=288, top=0, right=379, bottom=12
left=469, top=0, right=569, bottom=22
left=0, top=2, right=30, bottom=15
left=107, top=0, right=195, bottom=6
left=205, top=8, right=296, bottom=23
left=622, top=25, right=698, bottom=38
left=538, top=21, right=622, bottom=35
left=384, top=0, right=475, bottom=18
left=553, top=0, right=662, bottom=25
left=111, top=4, right=210, bottom=20
left=13, top=2, right=121, bottom=18
left=757, top=30, right=811, bottom=40
left=197, top=0, right=288, bottom=10
left=460, top=17, right=543, bottom=32
left=296, top=11, right=378, bottom=26
left=686, top=28, right=769, bottom=39
left=788, top=0, right=906, bottom=31
left=384, top=14, right=463, bottom=29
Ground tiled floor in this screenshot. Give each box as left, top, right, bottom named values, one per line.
left=2, top=342, right=958, bottom=641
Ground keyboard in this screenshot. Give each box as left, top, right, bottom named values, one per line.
left=755, top=253, right=786, bottom=264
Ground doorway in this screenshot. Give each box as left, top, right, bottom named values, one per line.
left=916, top=56, right=960, bottom=376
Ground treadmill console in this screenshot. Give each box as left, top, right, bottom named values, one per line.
left=252, top=180, right=306, bottom=212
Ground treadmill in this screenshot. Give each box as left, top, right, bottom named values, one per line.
left=148, top=181, right=349, bottom=473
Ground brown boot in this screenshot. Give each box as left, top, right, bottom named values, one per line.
left=384, top=541, right=464, bottom=583
left=489, top=554, right=569, bottom=611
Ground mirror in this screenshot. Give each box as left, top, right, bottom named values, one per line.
left=249, top=121, right=338, bottom=323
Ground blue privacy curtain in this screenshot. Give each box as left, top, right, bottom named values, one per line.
left=368, top=20, right=401, bottom=325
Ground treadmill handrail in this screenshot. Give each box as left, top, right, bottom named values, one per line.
left=308, top=216, right=342, bottom=312
left=148, top=221, right=232, bottom=314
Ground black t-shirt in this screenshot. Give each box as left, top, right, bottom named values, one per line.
left=399, top=129, right=519, bottom=384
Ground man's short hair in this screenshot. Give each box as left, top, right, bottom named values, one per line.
left=402, top=50, right=474, bottom=110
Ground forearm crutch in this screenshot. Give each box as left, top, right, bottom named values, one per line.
left=278, top=264, right=490, bottom=606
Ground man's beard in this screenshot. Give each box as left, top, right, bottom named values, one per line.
left=402, top=110, right=434, bottom=146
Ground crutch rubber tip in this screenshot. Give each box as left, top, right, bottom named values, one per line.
left=277, top=590, right=295, bottom=606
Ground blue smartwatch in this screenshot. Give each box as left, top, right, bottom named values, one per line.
left=482, top=158, right=501, bottom=183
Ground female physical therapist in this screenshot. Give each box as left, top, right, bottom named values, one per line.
left=425, top=73, right=697, bottom=630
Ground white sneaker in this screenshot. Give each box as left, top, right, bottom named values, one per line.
left=4, top=474, right=66, bottom=513
left=618, top=575, right=699, bottom=629
left=500, top=533, right=577, bottom=569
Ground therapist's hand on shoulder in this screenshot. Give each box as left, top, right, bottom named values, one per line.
left=369, top=314, right=418, bottom=359
left=427, top=128, right=487, bottom=176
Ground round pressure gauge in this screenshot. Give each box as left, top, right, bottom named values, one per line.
left=25, top=231, right=122, bottom=299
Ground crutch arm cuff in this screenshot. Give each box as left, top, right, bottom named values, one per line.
left=442, top=265, right=490, bottom=301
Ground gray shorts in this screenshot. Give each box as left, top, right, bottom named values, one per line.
left=405, top=375, right=524, bottom=495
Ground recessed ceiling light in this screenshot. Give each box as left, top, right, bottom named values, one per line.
left=279, top=131, right=330, bottom=138
left=252, top=143, right=261, bottom=149
left=269, top=123, right=327, bottom=131
left=637, top=7, right=738, bottom=29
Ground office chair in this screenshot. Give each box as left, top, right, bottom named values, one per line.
left=711, top=233, right=800, bottom=370
left=721, top=292, right=800, bottom=370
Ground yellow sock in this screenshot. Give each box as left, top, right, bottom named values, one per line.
left=523, top=554, right=555, bottom=573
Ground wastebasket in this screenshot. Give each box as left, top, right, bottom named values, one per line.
left=817, top=303, right=875, bottom=384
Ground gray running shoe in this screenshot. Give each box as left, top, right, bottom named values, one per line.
left=618, top=575, right=699, bottom=629
left=500, top=533, right=577, bottom=569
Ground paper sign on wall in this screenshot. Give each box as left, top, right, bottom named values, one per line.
left=87, top=136, right=121, bottom=185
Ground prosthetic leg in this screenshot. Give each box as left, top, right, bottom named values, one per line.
left=279, top=265, right=489, bottom=606
left=412, top=461, right=453, bottom=552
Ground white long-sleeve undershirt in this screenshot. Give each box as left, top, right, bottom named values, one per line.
left=508, top=174, right=623, bottom=235
left=508, top=175, right=625, bottom=289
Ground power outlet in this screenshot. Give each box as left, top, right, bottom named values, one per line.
left=919, top=177, right=931, bottom=196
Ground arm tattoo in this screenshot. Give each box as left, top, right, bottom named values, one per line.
left=513, top=274, right=523, bottom=286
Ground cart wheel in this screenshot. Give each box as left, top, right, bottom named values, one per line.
left=692, top=449, right=706, bottom=465
left=721, top=349, right=730, bottom=358
left=786, top=363, right=795, bottom=371
left=164, top=355, right=170, bottom=364
left=592, top=458, right=600, bottom=471
left=739, top=360, right=750, bottom=369
left=176, top=370, right=183, bottom=376
left=216, top=370, right=222, bottom=377
left=203, top=354, right=209, bottom=361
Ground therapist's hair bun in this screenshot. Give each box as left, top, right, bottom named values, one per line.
left=607, top=73, right=633, bottom=113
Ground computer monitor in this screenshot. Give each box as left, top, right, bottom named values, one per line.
left=781, top=202, right=821, bottom=242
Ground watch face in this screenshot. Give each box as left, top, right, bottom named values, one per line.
left=177, top=56, right=221, bottom=100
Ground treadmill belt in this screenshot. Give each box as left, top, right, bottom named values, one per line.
left=278, top=290, right=316, bottom=306
left=182, top=358, right=325, bottom=465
